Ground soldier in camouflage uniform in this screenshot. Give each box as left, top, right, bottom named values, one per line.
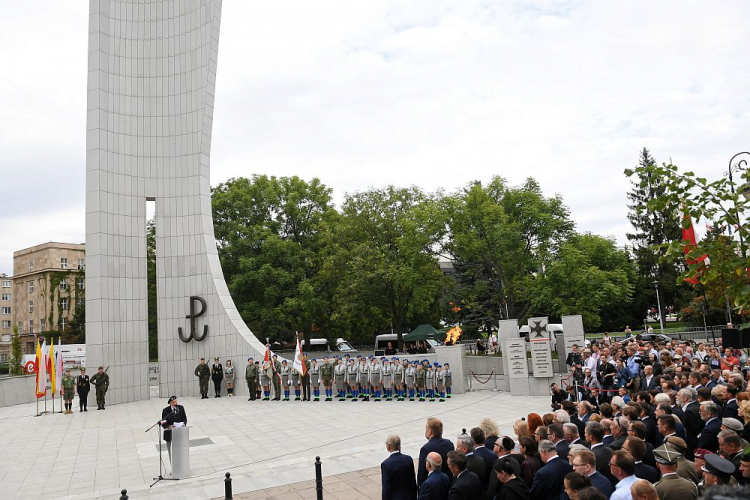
left=194, top=357, right=210, bottom=399
left=320, top=356, right=334, bottom=401
left=62, top=368, right=76, bottom=414
left=90, top=366, right=110, bottom=410
left=245, top=357, right=258, bottom=401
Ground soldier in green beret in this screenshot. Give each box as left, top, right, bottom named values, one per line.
left=62, top=368, right=76, bottom=414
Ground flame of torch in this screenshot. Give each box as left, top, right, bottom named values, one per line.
left=445, top=326, right=463, bottom=345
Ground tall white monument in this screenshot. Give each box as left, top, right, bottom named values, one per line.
left=86, top=0, right=266, bottom=404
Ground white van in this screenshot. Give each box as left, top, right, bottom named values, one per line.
left=301, top=338, right=356, bottom=353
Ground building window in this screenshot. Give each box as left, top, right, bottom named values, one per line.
left=1, top=321, right=10, bottom=328
left=28, top=261, right=33, bottom=272
left=78, top=259, right=85, bottom=270
left=40, top=319, right=45, bottom=331
left=1, top=307, right=11, bottom=315
left=60, top=318, right=66, bottom=330
left=29, top=300, right=33, bottom=313
left=28, top=320, right=34, bottom=334
left=61, top=298, right=69, bottom=311
left=1, top=334, right=9, bottom=342
left=28, top=281, right=34, bottom=294
left=59, top=279, right=68, bottom=291
left=76, top=297, right=84, bottom=307
left=17, top=322, right=23, bottom=333
left=0, top=353, right=6, bottom=363
left=1, top=281, right=10, bottom=288
left=77, top=278, right=85, bottom=290
left=61, top=258, right=68, bottom=269
left=1, top=293, right=10, bottom=301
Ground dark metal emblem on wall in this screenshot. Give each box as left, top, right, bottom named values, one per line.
left=178, top=296, right=208, bottom=342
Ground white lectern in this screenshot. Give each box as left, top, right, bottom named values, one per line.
left=171, top=426, right=190, bottom=478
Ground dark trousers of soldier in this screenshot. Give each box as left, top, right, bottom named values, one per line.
left=272, top=376, right=281, bottom=400
left=212, top=378, right=222, bottom=397
left=200, top=377, right=209, bottom=398
left=246, top=377, right=257, bottom=400
left=78, top=389, right=89, bottom=411
left=301, top=374, right=311, bottom=401
left=96, top=387, right=107, bottom=409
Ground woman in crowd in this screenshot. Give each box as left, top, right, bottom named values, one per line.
left=480, top=417, right=501, bottom=450
left=564, top=472, right=591, bottom=500
left=519, top=436, right=542, bottom=486
left=513, top=419, right=531, bottom=454
left=527, top=413, right=543, bottom=436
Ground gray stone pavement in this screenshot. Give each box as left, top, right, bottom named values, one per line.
left=0, top=391, right=548, bottom=499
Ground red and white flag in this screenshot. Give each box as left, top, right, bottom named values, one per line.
left=682, top=213, right=707, bottom=285
left=293, top=336, right=306, bottom=376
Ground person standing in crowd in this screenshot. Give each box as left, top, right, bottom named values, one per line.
left=447, top=450, right=482, bottom=500
left=195, top=357, right=210, bottom=399
left=571, top=449, right=613, bottom=498
left=76, top=366, right=90, bottom=412
left=370, top=355, right=382, bottom=402
left=260, top=354, right=271, bottom=400
left=519, top=436, right=542, bottom=486
left=347, top=358, right=359, bottom=400
left=444, top=362, right=452, bottom=399
left=211, top=357, right=224, bottom=397
left=62, top=368, right=75, bottom=415
left=418, top=417, right=455, bottom=486
left=291, top=356, right=301, bottom=401
left=629, top=480, right=659, bottom=500
left=416, top=360, right=426, bottom=402
left=224, top=359, right=235, bottom=397
left=406, top=360, right=416, bottom=401
left=334, top=357, right=346, bottom=401
left=418, top=452, right=450, bottom=500
left=654, top=446, right=699, bottom=500
left=381, top=434, right=417, bottom=500
left=245, top=357, right=257, bottom=401
left=382, top=357, right=393, bottom=401
left=309, top=357, right=320, bottom=401
left=393, top=357, right=404, bottom=401
left=280, top=360, right=291, bottom=401
left=320, top=355, right=334, bottom=401
left=496, top=459, right=531, bottom=500
left=272, top=354, right=282, bottom=401
left=300, top=353, right=311, bottom=402
left=610, top=450, right=637, bottom=500
left=90, top=365, right=110, bottom=410
left=530, top=439, right=572, bottom=500
left=563, top=472, right=591, bottom=500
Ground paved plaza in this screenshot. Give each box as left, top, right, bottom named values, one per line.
left=0, top=391, right=548, bottom=499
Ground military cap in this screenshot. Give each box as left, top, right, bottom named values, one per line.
left=356, top=355, right=362, bottom=358
left=444, top=362, right=449, bottom=367
left=282, top=360, right=288, bottom=364
left=98, top=366, right=104, bottom=370
left=653, top=444, right=682, bottom=465
left=272, top=354, right=278, bottom=358
left=311, top=358, right=317, bottom=362
left=422, top=359, right=429, bottom=364
left=693, top=448, right=711, bottom=460
left=380, top=356, right=387, bottom=361
left=665, top=436, right=688, bottom=453
left=368, top=355, right=374, bottom=359
left=741, top=450, right=750, bottom=463
left=722, top=418, right=743, bottom=432
left=214, top=357, right=219, bottom=360
left=200, top=357, right=205, bottom=360
left=323, top=355, right=329, bottom=359
left=392, top=357, right=399, bottom=361
left=80, top=367, right=86, bottom=372
left=702, top=453, right=735, bottom=478
left=167, top=395, right=177, bottom=403
left=248, top=357, right=253, bottom=361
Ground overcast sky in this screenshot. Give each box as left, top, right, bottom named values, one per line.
left=1, top=1, right=749, bottom=275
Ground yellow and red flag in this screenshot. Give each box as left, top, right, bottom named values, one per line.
left=49, top=339, right=57, bottom=395
left=35, top=340, right=47, bottom=399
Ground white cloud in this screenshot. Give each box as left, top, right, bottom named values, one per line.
left=1, top=1, right=749, bottom=274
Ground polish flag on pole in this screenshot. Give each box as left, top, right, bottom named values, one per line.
left=55, top=344, right=64, bottom=396
left=35, top=340, right=47, bottom=399
left=293, top=335, right=306, bottom=376
left=682, top=213, right=708, bottom=285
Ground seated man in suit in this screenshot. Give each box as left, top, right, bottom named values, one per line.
left=530, top=440, right=572, bottom=500
left=381, top=434, right=417, bottom=500
left=419, top=418, right=455, bottom=486
left=161, top=395, right=188, bottom=462
left=446, top=450, right=482, bottom=500
left=418, top=452, right=450, bottom=500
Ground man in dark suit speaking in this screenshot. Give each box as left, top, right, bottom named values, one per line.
left=161, top=396, right=188, bottom=462
left=381, top=434, right=417, bottom=500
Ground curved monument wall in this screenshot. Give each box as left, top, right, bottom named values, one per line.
left=86, top=0, right=266, bottom=403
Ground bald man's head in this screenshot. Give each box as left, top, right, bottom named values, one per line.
left=630, top=479, right=658, bottom=500
left=426, top=452, right=442, bottom=472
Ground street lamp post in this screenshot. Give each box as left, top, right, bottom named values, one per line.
left=653, top=280, right=665, bottom=333
left=726, top=152, right=750, bottom=258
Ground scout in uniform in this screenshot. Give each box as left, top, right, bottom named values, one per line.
left=195, top=357, right=210, bottom=399
left=280, top=360, right=291, bottom=401
left=62, top=368, right=76, bottom=414
left=444, top=362, right=452, bottom=398
left=320, top=356, right=334, bottom=401
left=415, top=361, right=426, bottom=401
left=370, top=356, right=382, bottom=401
left=291, top=358, right=302, bottom=401
left=309, top=358, right=320, bottom=401
left=245, top=357, right=258, bottom=401
left=90, top=365, right=110, bottom=410
left=347, top=358, right=359, bottom=400
left=211, top=357, right=224, bottom=397
left=392, top=357, right=403, bottom=401
left=76, top=367, right=90, bottom=412
left=343, top=354, right=352, bottom=397
left=260, top=355, right=271, bottom=400
left=359, top=356, right=371, bottom=401
left=654, top=445, right=699, bottom=500
left=272, top=354, right=282, bottom=400
left=406, top=360, right=416, bottom=401
left=382, top=357, right=393, bottom=401
left=426, top=362, right=437, bottom=401
left=333, top=357, right=345, bottom=400
left=224, top=359, right=235, bottom=397
left=436, top=363, right=446, bottom=401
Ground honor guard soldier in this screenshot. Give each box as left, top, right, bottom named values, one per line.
left=272, top=354, right=282, bottom=400
left=382, top=357, right=393, bottom=401
left=300, top=353, right=312, bottom=401
left=309, top=358, right=320, bottom=401
left=444, top=362, right=452, bottom=398
left=654, top=444, right=699, bottom=500
left=392, top=357, right=404, bottom=401
left=320, top=356, right=334, bottom=401
left=62, top=368, right=76, bottom=414
left=245, top=357, right=258, bottom=401
left=347, top=358, right=359, bottom=400
left=415, top=361, right=426, bottom=401
left=406, top=360, right=417, bottom=401
left=211, top=357, right=224, bottom=397
left=359, top=356, right=371, bottom=401
left=76, top=367, right=90, bottom=412
left=90, top=366, right=110, bottom=410
left=224, top=359, right=235, bottom=397
left=280, top=360, right=291, bottom=400
left=195, top=357, right=210, bottom=399
left=702, top=453, right=737, bottom=489
left=436, top=363, right=446, bottom=401
left=370, top=356, right=382, bottom=401
left=333, top=357, right=346, bottom=401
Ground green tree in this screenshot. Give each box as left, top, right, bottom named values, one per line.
left=324, top=186, right=447, bottom=349
left=527, top=233, right=635, bottom=330
left=147, top=218, right=157, bottom=361
left=625, top=158, right=750, bottom=314
left=212, top=175, right=335, bottom=346
left=442, top=177, right=574, bottom=334
left=626, top=148, right=688, bottom=326
left=9, top=325, right=23, bottom=376
left=68, top=297, right=86, bottom=344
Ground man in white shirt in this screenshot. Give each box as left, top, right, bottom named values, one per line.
left=610, top=449, right=638, bottom=500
